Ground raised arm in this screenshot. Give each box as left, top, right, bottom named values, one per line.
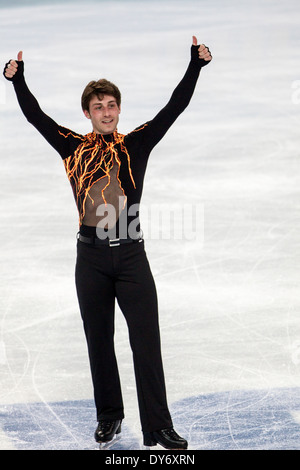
left=3, top=52, right=81, bottom=158
left=165, top=36, right=211, bottom=115
left=135, top=36, right=212, bottom=152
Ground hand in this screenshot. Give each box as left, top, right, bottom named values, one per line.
left=3, top=51, right=23, bottom=81
left=192, top=36, right=212, bottom=64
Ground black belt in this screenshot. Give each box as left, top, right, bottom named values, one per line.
left=77, top=233, right=143, bottom=247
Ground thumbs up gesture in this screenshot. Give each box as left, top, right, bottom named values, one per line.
left=3, top=51, right=24, bottom=82
left=192, top=36, right=212, bottom=66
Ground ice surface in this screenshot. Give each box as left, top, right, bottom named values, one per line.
left=0, top=0, right=300, bottom=450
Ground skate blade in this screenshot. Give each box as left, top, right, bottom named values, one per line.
left=98, top=432, right=121, bottom=450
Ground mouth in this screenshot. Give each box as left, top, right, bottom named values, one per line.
left=102, top=119, right=113, bottom=124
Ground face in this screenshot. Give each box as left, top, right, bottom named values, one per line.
left=84, top=94, right=121, bottom=135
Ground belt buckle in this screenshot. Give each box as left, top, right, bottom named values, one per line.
left=109, top=238, right=120, bottom=248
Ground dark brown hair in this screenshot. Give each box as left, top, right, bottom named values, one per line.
left=81, top=79, right=121, bottom=112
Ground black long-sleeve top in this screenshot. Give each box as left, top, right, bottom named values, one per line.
left=11, top=46, right=205, bottom=239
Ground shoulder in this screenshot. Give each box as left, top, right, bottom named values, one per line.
left=58, top=126, right=85, bottom=141
left=124, top=122, right=149, bottom=143
left=128, top=123, right=149, bottom=135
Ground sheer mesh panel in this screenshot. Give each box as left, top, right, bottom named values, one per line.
left=82, top=157, right=126, bottom=228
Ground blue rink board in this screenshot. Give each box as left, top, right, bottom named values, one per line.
left=1, top=387, right=300, bottom=450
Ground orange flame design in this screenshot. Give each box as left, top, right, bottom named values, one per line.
left=58, top=128, right=146, bottom=225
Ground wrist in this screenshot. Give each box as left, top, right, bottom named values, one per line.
left=191, top=45, right=200, bottom=61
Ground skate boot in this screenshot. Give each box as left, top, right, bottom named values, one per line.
left=143, top=427, right=188, bottom=450
left=94, top=419, right=122, bottom=446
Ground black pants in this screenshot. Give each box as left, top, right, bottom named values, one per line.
left=75, top=238, right=173, bottom=432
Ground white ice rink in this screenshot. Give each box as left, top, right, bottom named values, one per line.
left=0, top=0, right=300, bottom=450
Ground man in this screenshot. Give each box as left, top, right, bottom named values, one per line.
left=3, top=36, right=212, bottom=449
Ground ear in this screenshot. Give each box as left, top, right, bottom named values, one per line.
left=84, top=109, right=91, bottom=119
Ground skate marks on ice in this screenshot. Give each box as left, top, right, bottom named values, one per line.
left=1, top=387, right=300, bottom=450
left=173, top=387, right=300, bottom=450
left=0, top=399, right=139, bottom=450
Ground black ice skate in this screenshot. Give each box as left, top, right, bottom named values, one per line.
left=94, top=420, right=122, bottom=448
